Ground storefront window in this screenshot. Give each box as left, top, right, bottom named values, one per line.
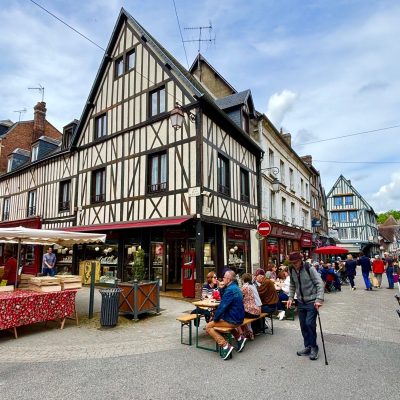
left=55, top=245, right=73, bottom=274
left=203, top=241, right=216, bottom=279
left=123, top=242, right=143, bottom=282
left=267, top=238, right=279, bottom=265
left=227, top=228, right=250, bottom=275
left=150, top=242, right=164, bottom=285
left=80, top=242, right=118, bottom=283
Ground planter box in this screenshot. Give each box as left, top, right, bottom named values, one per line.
left=118, top=280, right=160, bottom=321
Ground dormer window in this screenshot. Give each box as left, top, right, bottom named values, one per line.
left=241, top=111, right=249, bottom=133
left=7, top=158, right=12, bottom=173
left=31, top=145, right=39, bottom=162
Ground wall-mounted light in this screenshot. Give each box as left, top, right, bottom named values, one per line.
left=170, top=102, right=196, bottom=131
left=261, top=167, right=282, bottom=193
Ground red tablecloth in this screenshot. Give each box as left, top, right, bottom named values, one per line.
left=0, top=290, right=77, bottom=330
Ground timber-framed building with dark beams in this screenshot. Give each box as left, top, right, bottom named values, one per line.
left=0, top=8, right=263, bottom=293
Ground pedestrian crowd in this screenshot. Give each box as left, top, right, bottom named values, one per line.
left=197, top=251, right=325, bottom=361
left=196, top=251, right=399, bottom=361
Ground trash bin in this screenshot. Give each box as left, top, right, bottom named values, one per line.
left=99, top=288, right=121, bottom=327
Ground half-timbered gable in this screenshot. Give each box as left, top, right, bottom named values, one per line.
left=72, top=10, right=203, bottom=227
left=327, top=175, right=379, bottom=255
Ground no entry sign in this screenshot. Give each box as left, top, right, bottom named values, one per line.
left=257, top=221, right=272, bottom=237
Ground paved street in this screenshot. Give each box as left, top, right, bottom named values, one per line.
left=0, top=276, right=399, bottom=400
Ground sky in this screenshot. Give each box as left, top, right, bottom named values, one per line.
left=0, top=0, right=399, bottom=213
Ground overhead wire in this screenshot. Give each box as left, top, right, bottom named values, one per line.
left=295, top=125, right=399, bottom=146
left=314, top=160, right=400, bottom=164
left=172, top=0, right=190, bottom=69
left=29, top=0, right=106, bottom=51
left=28, top=0, right=190, bottom=106
left=28, top=0, right=400, bottom=160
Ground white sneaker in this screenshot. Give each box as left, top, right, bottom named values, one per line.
left=278, top=310, right=286, bottom=320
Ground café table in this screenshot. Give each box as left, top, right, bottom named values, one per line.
left=191, top=299, right=220, bottom=351
left=0, top=289, right=78, bottom=339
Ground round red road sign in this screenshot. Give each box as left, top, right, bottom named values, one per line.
left=257, top=221, right=272, bottom=237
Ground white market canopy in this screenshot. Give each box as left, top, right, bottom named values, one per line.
left=0, top=226, right=106, bottom=246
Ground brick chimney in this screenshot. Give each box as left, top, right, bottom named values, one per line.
left=301, top=155, right=312, bottom=165
left=282, top=133, right=291, bottom=147
left=33, top=101, right=46, bottom=142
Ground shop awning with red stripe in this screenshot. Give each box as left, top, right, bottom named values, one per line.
left=64, top=216, right=194, bottom=232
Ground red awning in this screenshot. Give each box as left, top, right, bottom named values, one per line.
left=64, top=216, right=194, bottom=232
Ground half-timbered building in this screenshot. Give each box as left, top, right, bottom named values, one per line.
left=327, top=175, right=379, bottom=256
left=0, top=9, right=262, bottom=294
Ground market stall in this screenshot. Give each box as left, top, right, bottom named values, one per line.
left=0, top=226, right=106, bottom=287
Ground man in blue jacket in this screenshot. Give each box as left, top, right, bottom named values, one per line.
left=357, top=251, right=373, bottom=291
left=206, top=270, right=245, bottom=360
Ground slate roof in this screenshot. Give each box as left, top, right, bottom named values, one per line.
left=215, top=90, right=252, bottom=110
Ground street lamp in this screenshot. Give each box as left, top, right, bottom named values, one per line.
left=261, top=166, right=281, bottom=193
left=170, top=102, right=196, bottom=131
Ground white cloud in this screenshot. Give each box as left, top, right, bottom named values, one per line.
left=266, top=90, right=298, bottom=127
left=371, top=172, right=400, bottom=213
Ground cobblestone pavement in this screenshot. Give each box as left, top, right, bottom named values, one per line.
left=0, top=276, right=399, bottom=364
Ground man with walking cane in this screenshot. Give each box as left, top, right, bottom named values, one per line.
left=286, top=252, right=325, bottom=361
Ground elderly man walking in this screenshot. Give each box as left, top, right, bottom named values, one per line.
left=286, top=252, right=324, bottom=361
left=205, top=270, right=246, bottom=360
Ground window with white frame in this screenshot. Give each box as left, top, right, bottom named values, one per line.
left=289, top=168, right=294, bottom=191
left=148, top=151, right=168, bottom=193
left=31, top=145, right=39, bottom=162
left=59, top=180, right=71, bottom=211
left=291, top=202, right=295, bottom=224
left=2, top=197, right=10, bottom=220
left=281, top=197, right=287, bottom=221
left=280, top=160, right=285, bottom=184
left=27, top=190, right=36, bottom=217
left=270, top=190, right=276, bottom=219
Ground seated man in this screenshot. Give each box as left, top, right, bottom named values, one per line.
left=252, top=268, right=279, bottom=333
left=205, top=270, right=246, bottom=360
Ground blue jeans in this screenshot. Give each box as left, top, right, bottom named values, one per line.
left=386, top=267, right=394, bottom=288
left=298, top=302, right=318, bottom=348
left=43, top=267, right=56, bottom=277
left=362, top=272, right=371, bottom=289
left=277, top=292, right=289, bottom=311
left=347, top=274, right=355, bottom=288
left=261, top=303, right=277, bottom=314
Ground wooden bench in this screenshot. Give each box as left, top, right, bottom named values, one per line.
left=176, top=314, right=204, bottom=346
left=213, top=312, right=273, bottom=336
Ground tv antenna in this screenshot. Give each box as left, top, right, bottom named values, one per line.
left=183, top=23, right=215, bottom=54
left=28, top=84, right=45, bottom=102
left=13, top=108, right=27, bottom=122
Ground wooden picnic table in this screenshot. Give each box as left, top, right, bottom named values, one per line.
left=192, top=299, right=220, bottom=351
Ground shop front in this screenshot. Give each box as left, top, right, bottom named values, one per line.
left=67, top=217, right=196, bottom=292
left=226, top=227, right=251, bottom=276
left=301, top=233, right=313, bottom=259
left=262, top=222, right=303, bottom=266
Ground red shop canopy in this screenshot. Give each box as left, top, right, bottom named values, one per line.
left=64, top=216, right=194, bottom=232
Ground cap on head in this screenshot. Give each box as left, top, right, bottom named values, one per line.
left=288, top=252, right=302, bottom=262
left=255, top=268, right=265, bottom=276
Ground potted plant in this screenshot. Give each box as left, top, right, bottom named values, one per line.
left=132, top=247, right=145, bottom=282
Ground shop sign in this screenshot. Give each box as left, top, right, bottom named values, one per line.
left=257, top=221, right=272, bottom=237
left=268, top=222, right=302, bottom=240
left=312, top=218, right=321, bottom=227
left=301, top=233, right=313, bottom=247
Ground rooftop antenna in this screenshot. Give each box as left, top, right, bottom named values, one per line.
left=13, top=108, right=27, bottom=122
left=183, top=23, right=215, bottom=81
left=28, top=84, right=45, bottom=102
